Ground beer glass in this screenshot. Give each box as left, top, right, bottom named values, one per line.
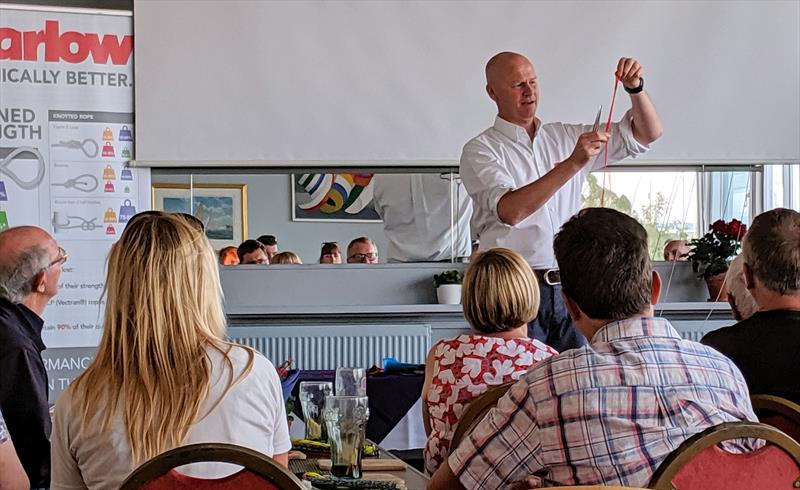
left=323, top=395, right=369, bottom=479
left=298, top=381, right=333, bottom=441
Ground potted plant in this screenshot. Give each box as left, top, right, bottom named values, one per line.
left=434, top=270, right=463, bottom=305
left=687, top=218, right=747, bottom=301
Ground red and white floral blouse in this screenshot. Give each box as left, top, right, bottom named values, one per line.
left=423, top=335, right=557, bottom=474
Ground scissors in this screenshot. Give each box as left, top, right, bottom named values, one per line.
left=51, top=139, right=100, bottom=159
left=0, top=146, right=47, bottom=190
left=592, top=105, right=603, bottom=133
left=52, top=174, right=99, bottom=193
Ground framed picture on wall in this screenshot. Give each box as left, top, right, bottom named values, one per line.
left=152, top=183, right=248, bottom=249
left=291, top=173, right=382, bottom=222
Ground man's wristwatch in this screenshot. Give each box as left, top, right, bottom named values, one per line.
left=624, top=77, right=644, bottom=94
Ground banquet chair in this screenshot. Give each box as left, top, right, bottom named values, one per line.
left=119, top=443, right=305, bottom=490
left=449, top=380, right=515, bottom=450
left=648, top=421, right=800, bottom=490
left=751, top=394, right=800, bottom=441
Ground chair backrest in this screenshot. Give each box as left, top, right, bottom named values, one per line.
left=119, top=443, right=305, bottom=490
left=449, top=380, right=515, bottom=450
left=648, top=421, right=800, bottom=490
left=751, top=394, right=800, bottom=441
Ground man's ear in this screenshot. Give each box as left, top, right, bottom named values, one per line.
left=651, top=270, right=662, bottom=305
left=486, top=84, right=498, bottom=103
left=743, top=262, right=756, bottom=290
left=32, top=271, right=47, bottom=294
left=561, top=289, right=582, bottom=323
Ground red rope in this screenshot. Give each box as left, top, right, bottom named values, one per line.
left=600, top=76, right=621, bottom=206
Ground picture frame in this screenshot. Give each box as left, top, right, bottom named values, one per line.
left=151, top=183, right=248, bottom=249
left=291, top=173, right=382, bottom=222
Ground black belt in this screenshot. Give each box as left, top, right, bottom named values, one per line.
left=533, top=268, right=560, bottom=286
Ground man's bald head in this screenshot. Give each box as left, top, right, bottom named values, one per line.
left=0, top=226, right=57, bottom=264
left=0, top=226, right=61, bottom=305
left=484, top=51, right=539, bottom=129
left=485, top=52, right=533, bottom=87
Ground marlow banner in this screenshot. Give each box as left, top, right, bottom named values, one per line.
left=0, top=6, right=150, bottom=399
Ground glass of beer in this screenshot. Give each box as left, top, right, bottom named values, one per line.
left=299, top=381, right=333, bottom=441
left=335, top=367, right=367, bottom=396
left=323, top=395, right=370, bottom=479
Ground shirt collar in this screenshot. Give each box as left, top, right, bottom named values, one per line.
left=0, top=297, right=46, bottom=351
left=590, top=316, right=681, bottom=344
left=493, top=115, right=540, bottom=144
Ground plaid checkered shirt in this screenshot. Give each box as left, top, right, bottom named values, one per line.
left=449, top=316, right=757, bottom=488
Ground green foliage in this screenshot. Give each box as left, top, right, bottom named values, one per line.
left=582, top=174, right=689, bottom=260
left=434, top=270, right=463, bottom=287
left=687, top=219, right=746, bottom=279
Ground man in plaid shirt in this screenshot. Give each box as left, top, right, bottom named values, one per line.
left=428, top=208, right=757, bottom=489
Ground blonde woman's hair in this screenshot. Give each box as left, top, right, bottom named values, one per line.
left=462, top=248, right=540, bottom=333
left=69, top=212, right=254, bottom=465
left=271, top=251, right=302, bottom=264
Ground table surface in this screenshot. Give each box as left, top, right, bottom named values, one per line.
left=291, top=442, right=429, bottom=490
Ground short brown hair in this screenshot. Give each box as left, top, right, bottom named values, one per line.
left=462, top=248, right=540, bottom=333
left=554, top=208, right=652, bottom=320
left=743, top=208, right=800, bottom=294
left=347, top=236, right=375, bottom=254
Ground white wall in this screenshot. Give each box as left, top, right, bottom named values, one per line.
left=134, top=0, right=800, bottom=165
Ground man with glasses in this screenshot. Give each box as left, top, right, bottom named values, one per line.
left=346, top=236, right=379, bottom=264
left=0, top=226, right=66, bottom=489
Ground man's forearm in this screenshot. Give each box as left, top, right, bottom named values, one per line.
left=496, top=158, right=582, bottom=226
left=629, top=91, right=663, bottom=145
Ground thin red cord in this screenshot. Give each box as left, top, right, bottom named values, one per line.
left=600, top=76, right=621, bottom=206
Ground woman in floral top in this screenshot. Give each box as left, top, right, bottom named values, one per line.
left=422, top=248, right=558, bottom=474
left=0, top=409, right=29, bottom=489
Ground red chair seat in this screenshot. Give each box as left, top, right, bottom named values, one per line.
left=141, top=468, right=279, bottom=490
left=669, top=444, right=800, bottom=490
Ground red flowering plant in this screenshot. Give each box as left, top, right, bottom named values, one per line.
left=686, top=219, right=747, bottom=279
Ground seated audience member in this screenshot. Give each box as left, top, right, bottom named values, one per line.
left=724, top=255, right=758, bottom=321
left=0, top=226, right=65, bottom=488
left=271, top=251, right=302, bottom=264
left=319, top=242, right=342, bottom=264
left=50, top=214, right=291, bottom=489
left=218, top=246, right=240, bottom=266
left=346, top=237, right=379, bottom=264
left=0, top=409, right=29, bottom=490
left=429, top=208, right=757, bottom=489
left=702, top=208, right=800, bottom=404
left=663, top=239, right=690, bottom=261
left=422, top=248, right=557, bottom=474
left=257, top=234, right=279, bottom=262
left=237, top=239, right=269, bottom=264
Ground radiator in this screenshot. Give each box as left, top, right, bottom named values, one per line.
left=228, top=324, right=431, bottom=370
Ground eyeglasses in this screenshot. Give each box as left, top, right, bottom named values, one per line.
left=348, top=252, right=378, bottom=262
left=48, top=246, right=68, bottom=268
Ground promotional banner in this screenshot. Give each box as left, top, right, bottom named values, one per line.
left=0, top=6, right=149, bottom=398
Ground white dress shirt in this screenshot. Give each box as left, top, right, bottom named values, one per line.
left=460, top=110, right=649, bottom=268
left=373, top=173, right=473, bottom=262
left=51, top=346, right=291, bottom=490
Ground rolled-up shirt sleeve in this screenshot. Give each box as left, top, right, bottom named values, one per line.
left=590, top=109, right=650, bottom=172
left=460, top=139, right=516, bottom=224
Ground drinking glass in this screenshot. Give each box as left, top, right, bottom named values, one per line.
left=335, top=367, right=367, bottom=396
left=323, top=395, right=370, bottom=479
left=298, top=381, right=333, bottom=441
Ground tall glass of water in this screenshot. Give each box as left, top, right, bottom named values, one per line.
left=298, top=381, right=333, bottom=441
left=323, top=395, right=369, bottom=479
left=335, top=367, right=367, bottom=396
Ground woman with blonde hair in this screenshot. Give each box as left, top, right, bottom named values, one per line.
left=270, top=251, right=302, bottom=264
left=50, top=212, right=290, bottom=489
left=422, top=248, right=557, bottom=474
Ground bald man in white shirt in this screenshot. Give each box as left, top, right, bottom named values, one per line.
left=460, top=52, right=663, bottom=351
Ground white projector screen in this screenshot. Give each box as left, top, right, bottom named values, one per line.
left=133, top=0, right=800, bottom=166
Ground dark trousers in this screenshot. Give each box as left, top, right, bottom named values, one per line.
left=528, top=282, right=587, bottom=352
